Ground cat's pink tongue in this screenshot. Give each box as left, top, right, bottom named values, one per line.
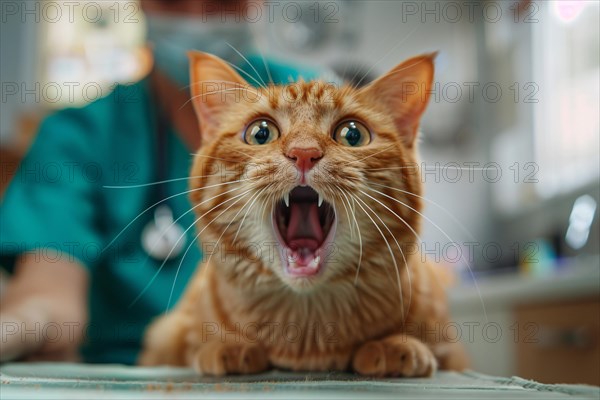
left=286, top=203, right=323, bottom=250
left=284, top=203, right=326, bottom=276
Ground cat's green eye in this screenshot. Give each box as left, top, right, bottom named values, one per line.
left=244, top=120, right=280, bottom=145
left=333, top=121, right=371, bottom=147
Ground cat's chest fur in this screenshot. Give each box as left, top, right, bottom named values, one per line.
left=180, top=257, right=432, bottom=371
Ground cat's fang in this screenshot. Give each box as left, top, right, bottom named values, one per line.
left=284, top=192, right=290, bottom=207
left=311, top=256, right=320, bottom=267
left=272, top=186, right=336, bottom=279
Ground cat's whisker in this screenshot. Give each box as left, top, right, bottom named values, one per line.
left=370, top=182, right=476, bottom=241
left=348, top=192, right=405, bottom=322
left=200, top=189, right=264, bottom=286
left=257, top=192, right=269, bottom=223
left=146, top=186, right=245, bottom=257
left=191, top=85, right=260, bottom=96
left=232, top=185, right=271, bottom=245
left=346, top=23, right=418, bottom=87
left=165, top=188, right=254, bottom=312
left=180, top=87, right=260, bottom=111
left=364, top=166, right=418, bottom=171
left=352, top=192, right=409, bottom=312
left=340, top=187, right=358, bottom=239
left=361, top=190, right=421, bottom=242
left=128, top=185, right=248, bottom=307
left=354, top=26, right=419, bottom=88
left=338, top=189, right=363, bottom=282
left=335, top=187, right=355, bottom=240
left=223, top=59, right=266, bottom=88
left=225, top=42, right=268, bottom=88
left=366, top=165, right=499, bottom=172
left=185, top=86, right=261, bottom=103
left=200, top=192, right=260, bottom=276
left=258, top=195, right=268, bottom=223
left=254, top=46, right=274, bottom=86
left=367, top=186, right=489, bottom=322
left=362, top=187, right=452, bottom=312
left=230, top=148, right=261, bottom=162
left=185, top=79, right=257, bottom=90
left=383, top=55, right=433, bottom=80
left=260, top=190, right=277, bottom=224
left=357, top=189, right=416, bottom=318
left=348, top=144, right=397, bottom=165
left=188, top=153, right=243, bottom=163
left=102, top=178, right=253, bottom=253
left=103, top=174, right=237, bottom=189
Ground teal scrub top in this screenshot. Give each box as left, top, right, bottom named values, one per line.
left=0, top=56, right=321, bottom=364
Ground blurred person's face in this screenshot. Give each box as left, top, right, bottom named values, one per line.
left=141, top=0, right=257, bottom=86
left=141, top=0, right=251, bottom=17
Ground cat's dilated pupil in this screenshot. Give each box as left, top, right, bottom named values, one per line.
left=255, top=126, right=269, bottom=144
left=345, top=127, right=361, bottom=146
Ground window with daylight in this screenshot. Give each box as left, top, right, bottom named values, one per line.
left=532, top=0, right=600, bottom=198
left=39, top=0, right=148, bottom=108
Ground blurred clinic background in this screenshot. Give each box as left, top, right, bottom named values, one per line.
left=1, top=0, right=599, bottom=385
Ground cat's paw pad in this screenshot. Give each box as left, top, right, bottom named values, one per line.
left=193, top=343, right=269, bottom=376
left=353, top=336, right=437, bottom=377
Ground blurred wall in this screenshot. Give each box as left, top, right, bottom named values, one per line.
left=1, top=0, right=597, bottom=269
left=0, top=3, right=39, bottom=146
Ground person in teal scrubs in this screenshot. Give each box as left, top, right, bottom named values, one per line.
left=0, top=0, right=321, bottom=364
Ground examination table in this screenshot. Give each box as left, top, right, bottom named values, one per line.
left=1, top=362, right=598, bottom=399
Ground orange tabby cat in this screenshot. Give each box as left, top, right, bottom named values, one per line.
left=139, top=51, right=468, bottom=376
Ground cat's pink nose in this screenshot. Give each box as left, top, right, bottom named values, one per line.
left=287, top=147, right=323, bottom=173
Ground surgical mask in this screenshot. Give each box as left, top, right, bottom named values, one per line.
left=146, top=14, right=255, bottom=87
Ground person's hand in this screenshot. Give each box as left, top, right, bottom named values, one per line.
left=0, top=298, right=50, bottom=362
left=0, top=253, right=89, bottom=362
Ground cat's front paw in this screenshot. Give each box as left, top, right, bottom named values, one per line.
left=192, top=342, right=269, bottom=376
left=353, top=335, right=437, bottom=377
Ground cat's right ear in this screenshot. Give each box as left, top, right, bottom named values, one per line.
left=188, top=51, right=249, bottom=141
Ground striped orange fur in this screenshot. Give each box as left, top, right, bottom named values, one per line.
left=139, top=52, right=468, bottom=376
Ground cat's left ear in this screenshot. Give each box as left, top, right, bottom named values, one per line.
left=358, top=53, right=436, bottom=147
left=188, top=51, right=249, bottom=142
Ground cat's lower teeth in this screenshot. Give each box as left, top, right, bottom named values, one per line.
left=287, top=252, right=321, bottom=276
left=307, top=257, right=320, bottom=269
left=287, top=255, right=319, bottom=266
left=273, top=186, right=336, bottom=278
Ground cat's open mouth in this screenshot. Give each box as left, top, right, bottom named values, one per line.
left=272, top=186, right=336, bottom=278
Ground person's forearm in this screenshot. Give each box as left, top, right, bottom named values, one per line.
left=0, top=252, right=89, bottom=361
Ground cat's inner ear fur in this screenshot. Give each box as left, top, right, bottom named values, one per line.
left=188, top=51, right=249, bottom=142
left=358, top=53, right=436, bottom=147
